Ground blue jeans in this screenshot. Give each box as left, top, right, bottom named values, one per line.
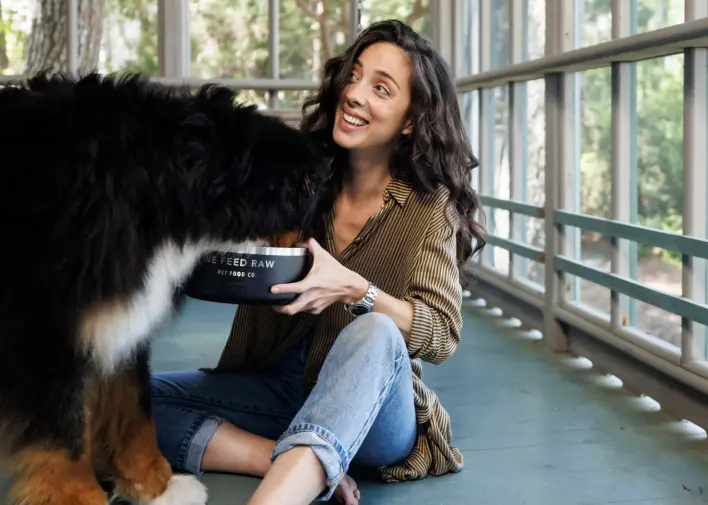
left=150, top=312, right=418, bottom=501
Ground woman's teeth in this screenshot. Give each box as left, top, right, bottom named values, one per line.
left=344, top=112, right=367, bottom=126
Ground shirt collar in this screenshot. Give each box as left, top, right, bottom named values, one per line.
left=384, top=176, right=413, bottom=207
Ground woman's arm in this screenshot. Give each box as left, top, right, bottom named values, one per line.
left=271, top=211, right=463, bottom=366
left=400, top=219, right=463, bottom=364
left=271, top=242, right=417, bottom=328
left=345, top=274, right=416, bottom=341
left=346, top=218, right=462, bottom=364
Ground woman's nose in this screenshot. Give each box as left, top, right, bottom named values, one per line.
left=344, top=82, right=367, bottom=107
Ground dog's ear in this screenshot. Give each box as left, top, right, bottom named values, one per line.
left=177, top=112, right=214, bottom=191
left=180, top=111, right=214, bottom=133
left=195, top=84, right=239, bottom=113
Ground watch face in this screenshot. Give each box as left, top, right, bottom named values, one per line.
left=350, top=304, right=369, bottom=316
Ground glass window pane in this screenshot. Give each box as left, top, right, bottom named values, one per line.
left=100, top=0, right=159, bottom=75
left=0, top=0, right=31, bottom=75
left=189, top=0, right=268, bottom=80
left=577, top=66, right=612, bottom=315
left=277, top=0, right=350, bottom=109
left=523, top=0, right=545, bottom=61
left=457, top=0, right=479, bottom=77
left=360, top=0, right=430, bottom=37
left=634, top=0, right=684, bottom=34
left=189, top=0, right=269, bottom=106
left=578, top=0, right=612, bottom=48
left=1, top=0, right=159, bottom=76
left=491, top=0, right=509, bottom=69
left=492, top=86, right=510, bottom=273
left=631, top=54, right=684, bottom=348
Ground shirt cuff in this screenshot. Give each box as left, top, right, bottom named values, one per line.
left=405, top=297, right=434, bottom=359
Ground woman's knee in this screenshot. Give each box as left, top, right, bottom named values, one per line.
left=339, top=313, right=407, bottom=354
left=322, top=312, right=409, bottom=381
left=149, top=370, right=199, bottom=402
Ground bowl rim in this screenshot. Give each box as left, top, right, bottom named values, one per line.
left=204, top=246, right=309, bottom=257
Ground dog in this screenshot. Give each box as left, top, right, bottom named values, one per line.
left=0, top=72, right=331, bottom=505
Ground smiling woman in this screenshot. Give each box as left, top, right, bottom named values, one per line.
left=333, top=43, right=414, bottom=149
left=149, top=19, right=485, bottom=505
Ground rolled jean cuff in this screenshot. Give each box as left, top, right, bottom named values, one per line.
left=184, top=415, right=223, bottom=475
left=271, top=423, right=349, bottom=502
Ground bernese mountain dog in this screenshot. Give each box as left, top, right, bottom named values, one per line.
left=0, top=72, right=331, bottom=505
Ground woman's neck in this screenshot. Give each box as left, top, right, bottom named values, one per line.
left=342, top=150, right=392, bottom=200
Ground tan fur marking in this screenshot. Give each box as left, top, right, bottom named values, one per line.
left=267, top=229, right=303, bottom=247
left=79, top=300, right=131, bottom=373
left=93, top=368, right=172, bottom=502
left=80, top=301, right=124, bottom=337
left=6, top=404, right=106, bottom=505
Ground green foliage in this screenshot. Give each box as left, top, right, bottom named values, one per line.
left=579, top=67, right=612, bottom=220
left=363, top=0, right=430, bottom=37
left=578, top=0, right=685, bottom=267
left=103, top=0, right=158, bottom=75
left=636, top=54, right=684, bottom=236
left=0, top=1, right=29, bottom=74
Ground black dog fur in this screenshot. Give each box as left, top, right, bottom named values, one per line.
left=0, top=72, right=331, bottom=505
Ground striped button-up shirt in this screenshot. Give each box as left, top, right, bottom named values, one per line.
left=212, top=176, right=464, bottom=483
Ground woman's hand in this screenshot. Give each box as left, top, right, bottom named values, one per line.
left=270, top=238, right=369, bottom=316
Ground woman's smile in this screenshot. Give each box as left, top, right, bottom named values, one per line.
left=338, top=106, right=369, bottom=133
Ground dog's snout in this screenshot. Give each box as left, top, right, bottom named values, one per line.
left=266, top=230, right=302, bottom=248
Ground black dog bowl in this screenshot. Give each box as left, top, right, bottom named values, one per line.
left=183, top=246, right=312, bottom=305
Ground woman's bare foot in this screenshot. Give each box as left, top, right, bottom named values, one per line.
left=333, top=475, right=360, bottom=505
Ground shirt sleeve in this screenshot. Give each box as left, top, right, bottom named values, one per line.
left=402, top=204, right=463, bottom=365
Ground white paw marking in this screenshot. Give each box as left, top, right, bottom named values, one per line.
left=140, top=474, right=208, bottom=505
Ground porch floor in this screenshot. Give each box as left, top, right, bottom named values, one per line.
left=3, top=297, right=708, bottom=504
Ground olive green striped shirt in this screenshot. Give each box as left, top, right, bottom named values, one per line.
left=212, top=176, right=464, bottom=483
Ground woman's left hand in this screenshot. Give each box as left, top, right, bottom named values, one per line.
left=270, top=238, right=368, bottom=316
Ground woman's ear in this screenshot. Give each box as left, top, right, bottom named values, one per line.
left=401, top=119, right=414, bottom=135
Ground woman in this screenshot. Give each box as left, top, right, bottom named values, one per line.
left=150, top=19, right=484, bottom=505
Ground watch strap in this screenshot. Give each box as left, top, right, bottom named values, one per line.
left=345, top=282, right=378, bottom=316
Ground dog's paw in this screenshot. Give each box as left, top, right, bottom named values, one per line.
left=139, top=474, right=208, bottom=505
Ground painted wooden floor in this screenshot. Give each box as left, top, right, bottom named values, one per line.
left=3, top=296, right=708, bottom=504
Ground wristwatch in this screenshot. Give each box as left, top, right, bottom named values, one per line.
left=345, top=282, right=378, bottom=317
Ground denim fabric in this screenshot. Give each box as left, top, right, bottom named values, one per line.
left=151, top=312, right=417, bottom=501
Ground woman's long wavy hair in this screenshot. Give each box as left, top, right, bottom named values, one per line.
left=300, top=19, right=485, bottom=267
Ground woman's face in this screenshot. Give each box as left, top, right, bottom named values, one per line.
left=332, top=42, right=413, bottom=155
